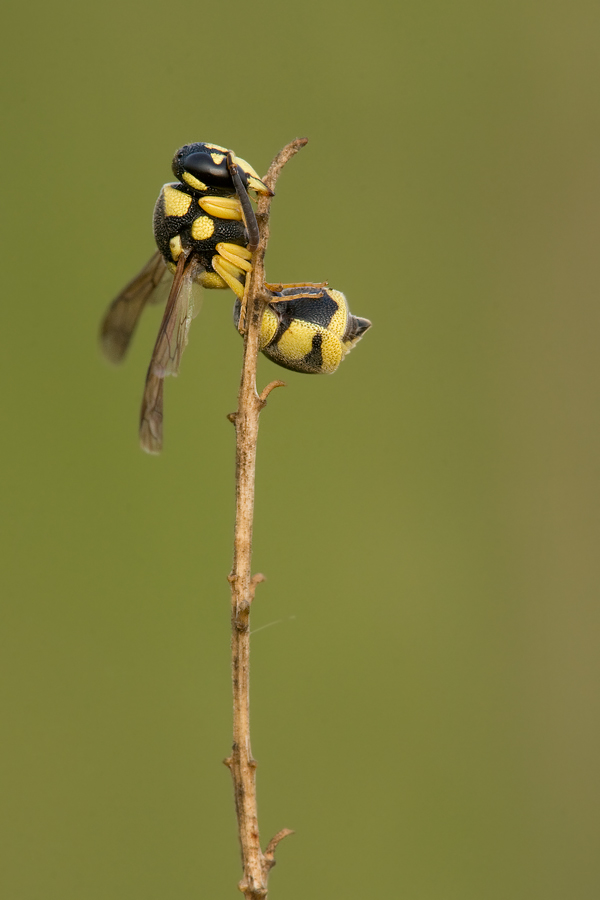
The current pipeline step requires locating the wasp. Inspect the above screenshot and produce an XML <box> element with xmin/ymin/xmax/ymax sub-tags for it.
<box><xmin>101</xmin><ymin>142</ymin><xmax>272</xmax><ymax>453</ymax></box>
<box><xmin>233</xmin><ymin>285</ymin><xmax>371</xmax><ymax>374</ymax></box>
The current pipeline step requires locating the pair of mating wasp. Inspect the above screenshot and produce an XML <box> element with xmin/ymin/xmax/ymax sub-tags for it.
<box><xmin>100</xmin><ymin>142</ymin><xmax>371</xmax><ymax>453</ymax></box>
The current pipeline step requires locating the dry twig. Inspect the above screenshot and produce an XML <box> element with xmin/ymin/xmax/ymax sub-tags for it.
<box><xmin>224</xmin><ymin>138</ymin><xmax>307</xmax><ymax>899</ymax></box>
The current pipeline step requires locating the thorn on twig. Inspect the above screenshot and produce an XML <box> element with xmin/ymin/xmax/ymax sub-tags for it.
<box><xmin>257</xmin><ymin>288</ymin><xmax>275</xmax><ymax>305</ymax></box>
<box><xmin>249</xmin><ymin>572</ymin><xmax>266</xmax><ymax>601</ymax></box>
<box><xmin>223</xmin><ymin>756</ymin><xmax>233</xmax><ymax>769</ymax></box>
<box><xmin>258</xmin><ymin>380</ymin><xmax>286</xmax><ymax>406</ymax></box>
<box><xmin>264</xmin><ymin>828</ymin><xmax>294</xmax><ymax>868</ymax></box>
<box><xmin>227</xmin><ymin>412</ymin><xmax>237</xmax><ymax>424</ymax></box>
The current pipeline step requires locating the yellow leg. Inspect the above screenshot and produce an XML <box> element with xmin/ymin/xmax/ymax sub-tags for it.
<box><xmin>212</xmin><ymin>255</ymin><xmax>246</xmax><ymax>299</ymax></box>
<box><xmin>212</xmin><ymin>242</ymin><xmax>254</xmax><ymax>320</ymax></box>
<box><xmin>236</xmin><ymin>277</ymin><xmax>253</xmax><ymax>335</ymax></box>
<box><xmin>198</xmin><ymin>196</ymin><xmax>243</xmax><ymax>220</ymax></box>
<box><xmin>215</xmin><ymin>242</ymin><xmax>253</xmax><ymax>272</ymax></box>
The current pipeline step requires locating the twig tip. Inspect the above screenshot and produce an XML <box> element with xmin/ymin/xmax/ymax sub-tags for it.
<box><xmin>264</xmin><ymin>828</ymin><xmax>295</xmax><ymax>864</ymax></box>
<box><xmin>258</xmin><ymin>380</ymin><xmax>286</xmax><ymax>405</ymax></box>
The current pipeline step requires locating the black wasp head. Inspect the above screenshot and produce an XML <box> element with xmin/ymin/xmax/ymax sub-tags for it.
<box><xmin>172</xmin><ymin>142</ymin><xmax>240</xmax><ymax>192</ymax></box>
<box><xmin>172</xmin><ymin>143</ymin><xmax>272</xmax><ymax>199</ymax></box>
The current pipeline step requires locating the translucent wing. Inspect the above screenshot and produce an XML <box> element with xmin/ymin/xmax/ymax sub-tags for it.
<box><xmin>139</xmin><ymin>252</ymin><xmax>201</xmax><ymax>454</ymax></box>
<box><xmin>100</xmin><ymin>251</ymin><xmax>170</xmax><ymax>363</ymax></box>
<box><xmin>139</xmin><ymin>370</ymin><xmax>164</xmax><ymax>456</ymax></box>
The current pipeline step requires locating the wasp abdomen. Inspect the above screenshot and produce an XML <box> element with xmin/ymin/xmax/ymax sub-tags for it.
<box><xmin>233</xmin><ymin>288</ymin><xmax>371</xmax><ymax>375</ymax></box>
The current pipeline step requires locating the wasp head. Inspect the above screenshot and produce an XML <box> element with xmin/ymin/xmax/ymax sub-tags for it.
<box><xmin>172</xmin><ymin>143</ymin><xmax>272</xmax><ymax>197</ymax></box>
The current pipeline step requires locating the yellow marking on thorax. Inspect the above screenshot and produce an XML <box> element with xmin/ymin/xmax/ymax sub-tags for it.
<box><xmin>204</xmin><ymin>142</ymin><xmax>228</xmax><ymax>153</ymax></box>
<box><xmin>182</xmin><ymin>171</ymin><xmax>207</xmax><ymax>191</ymax></box>
<box><xmin>163</xmin><ymin>185</ymin><xmax>192</xmax><ymax>218</ymax></box>
<box><xmin>210</xmin><ymin>152</ymin><xmax>225</xmax><ymax>166</ymax></box>
<box><xmin>169</xmin><ymin>235</ymin><xmax>183</xmax><ymax>260</ymax></box>
<box><xmin>191</xmin><ymin>215</ymin><xmax>215</xmax><ymax>240</ymax></box>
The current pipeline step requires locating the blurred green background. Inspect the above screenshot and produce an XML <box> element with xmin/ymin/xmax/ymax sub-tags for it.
<box><xmin>1</xmin><ymin>0</ymin><xmax>599</xmax><ymax>897</ymax></box>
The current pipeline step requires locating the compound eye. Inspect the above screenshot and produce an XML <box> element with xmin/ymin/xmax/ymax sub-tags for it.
<box><xmin>172</xmin><ymin>144</ymin><xmax>193</xmax><ymax>178</ymax></box>
<box><xmin>182</xmin><ymin>150</ymin><xmax>241</xmax><ymax>189</ymax></box>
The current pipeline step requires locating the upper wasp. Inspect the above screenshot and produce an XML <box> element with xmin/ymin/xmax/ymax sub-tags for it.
<box><xmin>100</xmin><ymin>142</ymin><xmax>272</xmax><ymax>454</ymax></box>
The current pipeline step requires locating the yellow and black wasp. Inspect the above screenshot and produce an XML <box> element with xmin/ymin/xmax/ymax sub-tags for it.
<box><xmin>101</xmin><ymin>142</ymin><xmax>371</xmax><ymax>454</ymax></box>
<box><xmin>101</xmin><ymin>142</ymin><xmax>271</xmax><ymax>453</ymax></box>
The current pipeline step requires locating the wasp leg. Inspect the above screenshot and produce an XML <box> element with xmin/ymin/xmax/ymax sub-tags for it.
<box><xmin>198</xmin><ymin>195</ymin><xmax>243</xmax><ymax>220</ymax></box>
<box><xmin>236</xmin><ymin>280</ymin><xmax>253</xmax><ymax>335</ymax></box>
<box><xmin>216</xmin><ymin>242</ymin><xmax>253</xmax><ymax>272</ymax></box>
<box><xmin>212</xmin><ymin>256</ymin><xmax>246</xmax><ymax>299</ymax></box>
<box><xmin>265</xmin><ymin>281</ymin><xmax>328</xmax><ymax>292</ymax></box>
<box><xmin>265</xmin><ymin>281</ymin><xmax>329</xmax><ymax>303</ymax></box>
<box><xmin>215</xmin><ymin>242</ymin><xmax>258</xmax><ymax>335</ymax></box>
<box><xmin>212</xmin><ymin>242</ymin><xmax>253</xmax><ymax>301</ymax></box>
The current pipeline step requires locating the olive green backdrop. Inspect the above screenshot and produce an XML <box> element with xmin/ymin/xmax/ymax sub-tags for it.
<box><xmin>1</xmin><ymin>1</ymin><xmax>599</xmax><ymax>897</ymax></box>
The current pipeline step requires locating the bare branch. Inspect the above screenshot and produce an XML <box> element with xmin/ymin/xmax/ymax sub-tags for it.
<box><xmin>227</xmin><ymin>138</ymin><xmax>307</xmax><ymax>899</ymax></box>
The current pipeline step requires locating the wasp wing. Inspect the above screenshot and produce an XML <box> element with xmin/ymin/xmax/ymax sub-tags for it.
<box><xmin>100</xmin><ymin>251</ymin><xmax>170</xmax><ymax>363</ymax></box>
<box><xmin>139</xmin><ymin>371</ymin><xmax>165</xmax><ymax>456</ymax></box>
<box><xmin>139</xmin><ymin>252</ymin><xmax>201</xmax><ymax>454</ymax></box>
